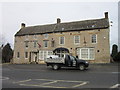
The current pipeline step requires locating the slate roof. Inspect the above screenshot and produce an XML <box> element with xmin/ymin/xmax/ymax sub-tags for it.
<box><xmin>15</xmin><ymin>18</ymin><xmax>109</xmax><ymax>36</ymax></box>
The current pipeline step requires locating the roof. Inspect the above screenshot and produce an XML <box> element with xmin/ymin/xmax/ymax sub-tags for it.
<box><xmin>15</xmin><ymin>18</ymin><xmax>109</xmax><ymax>36</ymax></box>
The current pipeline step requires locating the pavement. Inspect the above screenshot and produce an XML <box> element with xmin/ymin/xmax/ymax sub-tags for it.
<box><xmin>1</xmin><ymin>63</ymin><xmax>120</xmax><ymax>89</ymax></box>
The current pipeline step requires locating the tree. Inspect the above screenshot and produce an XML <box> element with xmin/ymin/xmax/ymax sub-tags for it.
<box><xmin>113</xmin><ymin>52</ymin><xmax>120</xmax><ymax>62</ymax></box>
<box><xmin>2</xmin><ymin>43</ymin><xmax>13</xmax><ymax>63</ymax></box>
<box><xmin>111</xmin><ymin>44</ymin><xmax>118</xmax><ymax>59</ymax></box>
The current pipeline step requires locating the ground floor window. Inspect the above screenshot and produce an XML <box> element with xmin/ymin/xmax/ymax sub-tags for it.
<box><xmin>77</xmin><ymin>48</ymin><xmax>95</xmax><ymax>60</ymax></box>
<box><xmin>17</xmin><ymin>52</ymin><xmax>20</xmax><ymax>58</ymax></box>
<box><xmin>25</xmin><ymin>52</ymin><xmax>28</xmax><ymax>59</ymax></box>
<box><xmin>39</xmin><ymin>50</ymin><xmax>53</xmax><ymax>60</ymax></box>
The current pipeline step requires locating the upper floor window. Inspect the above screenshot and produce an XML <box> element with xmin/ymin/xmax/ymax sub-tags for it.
<box><xmin>44</xmin><ymin>40</ymin><xmax>48</xmax><ymax>47</ymax></box>
<box><xmin>25</xmin><ymin>41</ymin><xmax>29</xmax><ymax>48</ymax></box>
<box><xmin>33</xmin><ymin>35</ymin><xmax>37</xmax><ymax>39</ymax></box>
<box><xmin>25</xmin><ymin>35</ymin><xmax>29</xmax><ymax>40</ymax></box>
<box><xmin>91</xmin><ymin>34</ymin><xmax>97</xmax><ymax>43</ymax></box>
<box><xmin>44</xmin><ymin>34</ymin><xmax>48</xmax><ymax>39</ymax></box>
<box><xmin>74</xmin><ymin>36</ymin><xmax>80</xmax><ymax>44</ymax></box>
<box><xmin>34</xmin><ymin>41</ymin><xmax>37</xmax><ymax>48</ymax></box>
<box><xmin>59</xmin><ymin>37</ymin><xmax>65</xmax><ymax>45</ymax></box>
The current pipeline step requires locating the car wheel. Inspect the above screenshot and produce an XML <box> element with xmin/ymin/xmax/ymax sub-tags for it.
<box><xmin>52</xmin><ymin>64</ymin><xmax>59</xmax><ymax>70</ymax></box>
<box><xmin>79</xmin><ymin>64</ymin><xmax>85</xmax><ymax>71</ymax></box>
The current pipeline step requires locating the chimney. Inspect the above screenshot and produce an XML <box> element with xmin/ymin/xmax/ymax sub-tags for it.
<box><xmin>104</xmin><ymin>12</ymin><xmax>108</xmax><ymax>19</ymax></box>
<box><xmin>57</xmin><ymin>18</ymin><xmax>61</xmax><ymax>24</ymax></box>
<box><xmin>21</xmin><ymin>23</ymin><xmax>26</xmax><ymax>28</ymax></box>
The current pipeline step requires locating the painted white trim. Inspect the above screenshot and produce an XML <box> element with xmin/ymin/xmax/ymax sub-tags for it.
<box><xmin>59</xmin><ymin>36</ymin><xmax>65</xmax><ymax>45</ymax></box>
<box><xmin>91</xmin><ymin>34</ymin><xmax>97</xmax><ymax>44</ymax></box>
<box><xmin>39</xmin><ymin>50</ymin><xmax>53</xmax><ymax>60</ymax></box>
<box><xmin>44</xmin><ymin>34</ymin><xmax>48</xmax><ymax>39</ymax></box>
<box><xmin>74</xmin><ymin>35</ymin><xmax>80</xmax><ymax>45</ymax></box>
<box><xmin>43</xmin><ymin>41</ymin><xmax>48</xmax><ymax>48</ymax></box>
<box><xmin>79</xmin><ymin>48</ymin><xmax>95</xmax><ymax>60</ymax></box>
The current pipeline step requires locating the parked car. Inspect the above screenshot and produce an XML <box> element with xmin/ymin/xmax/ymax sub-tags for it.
<box><xmin>45</xmin><ymin>55</ymin><xmax>89</xmax><ymax>71</ymax></box>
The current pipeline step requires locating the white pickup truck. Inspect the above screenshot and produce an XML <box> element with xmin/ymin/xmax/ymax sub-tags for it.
<box><xmin>45</xmin><ymin>55</ymin><xmax>89</xmax><ymax>71</ymax></box>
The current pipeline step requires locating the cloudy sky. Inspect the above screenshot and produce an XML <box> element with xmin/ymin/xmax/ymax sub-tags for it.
<box><xmin>0</xmin><ymin>1</ymin><xmax>119</xmax><ymax>52</ymax></box>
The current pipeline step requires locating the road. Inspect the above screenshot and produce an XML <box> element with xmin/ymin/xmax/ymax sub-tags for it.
<box><xmin>1</xmin><ymin>63</ymin><xmax>120</xmax><ymax>89</ymax></box>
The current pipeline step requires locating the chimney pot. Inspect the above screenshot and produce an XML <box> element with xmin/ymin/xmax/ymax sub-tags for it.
<box><xmin>105</xmin><ymin>12</ymin><xmax>108</xmax><ymax>18</ymax></box>
<box><xmin>57</xmin><ymin>18</ymin><xmax>61</xmax><ymax>23</ymax></box>
<box><xmin>21</xmin><ymin>23</ymin><xmax>26</xmax><ymax>28</ymax></box>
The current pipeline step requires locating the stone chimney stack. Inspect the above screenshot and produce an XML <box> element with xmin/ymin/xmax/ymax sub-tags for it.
<box><xmin>57</xmin><ymin>18</ymin><xmax>61</xmax><ymax>24</ymax></box>
<box><xmin>21</xmin><ymin>23</ymin><xmax>26</xmax><ymax>28</ymax></box>
<box><xmin>104</xmin><ymin>12</ymin><xmax>108</xmax><ymax>19</ymax></box>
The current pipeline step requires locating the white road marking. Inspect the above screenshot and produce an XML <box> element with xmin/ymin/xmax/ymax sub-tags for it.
<box><xmin>0</xmin><ymin>77</ymin><xmax>9</xmax><ymax>80</ymax></box>
<box><xmin>0</xmin><ymin>76</ymin><xmax>9</xmax><ymax>80</ymax></box>
<box><xmin>13</xmin><ymin>79</ymin><xmax>31</xmax><ymax>84</ymax></box>
<box><xmin>111</xmin><ymin>72</ymin><xmax>120</xmax><ymax>74</ymax></box>
<box><xmin>72</xmin><ymin>82</ymin><xmax>88</xmax><ymax>88</ymax></box>
<box><xmin>110</xmin><ymin>84</ymin><xmax>120</xmax><ymax>88</ymax></box>
<box><xmin>14</xmin><ymin>78</ymin><xmax>88</xmax><ymax>88</ymax></box>
<box><xmin>41</xmin><ymin>81</ymin><xmax>57</xmax><ymax>85</ymax></box>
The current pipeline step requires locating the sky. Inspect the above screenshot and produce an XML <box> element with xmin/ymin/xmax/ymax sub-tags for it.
<box><xmin>0</xmin><ymin>1</ymin><xmax>119</xmax><ymax>52</ymax></box>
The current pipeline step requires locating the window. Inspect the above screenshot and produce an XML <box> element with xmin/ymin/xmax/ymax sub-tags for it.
<box><xmin>25</xmin><ymin>52</ymin><xmax>28</xmax><ymax>58</ymax></box>
<box><xmin>39</xmin><ymin>51</ymin><xmax>53</xmax><ymax>60</ymax></box>
<box><xmin>81</xmin><ymin>49</ymin><xmax>88</xmax><ymax>59</ymax></box>
<box><xmin>44</xmin><ymin>34</ymin><xmax>48</xmax><ymax>39</ymax></box>
<box><xmin>74</xmin><ymin>36</ymin><xmax>80</xmax><ymax>44</ymax></box>
<box><xmin>44</xmin><ymin>41</ymin><xmax>48</xmax><ymax>47</ymax></box>
<box><xmin>79</xmin><ymin>48</ymin><xmax>95</xmax><ymax>60</ymax></box>
<box><xmin>25</xmin><ymin>35</ymin><xmax>29</xmax><ymax>40</ymax></box>
<box><xmin>89</xmin><ymin>49</ymin><xmax>94</xmax><ymax>60</ymax></box>
<box><xmin>25</xmin><ymin>41</ymin><xmax>29</xmax><ymax>48</ymax></box>
<box><xmin>34</xmin><ymin>41</ymin><xmax>37</xmax><ymax>48</ymax></box>
<box><xmin>92</xmin><ymin>34</ymin><xmax>97</xmax><ymax>43</ymax></box>
<box><xmin>33</xmin><ymin>35</ymin><xmax>37</xmax><ymax>39</ymax></box>
<box><xmin>17</xmin><ymin>52</ymin><xmax>20</xmax><ymax>58</ymax></box>
<box><xmin>59</xmin><ymin>37</ymin><xmax>65</xmax><ymax>45</ymax></box>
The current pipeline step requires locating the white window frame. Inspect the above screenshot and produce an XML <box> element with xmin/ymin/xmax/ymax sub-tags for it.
<box><xmin>44</xmin><ymin>34</ymin><xmax>48</xmax><ymax>39</ymax></box>
<box><xmin>74</xmin><ymin>35</ymin><xmax>80</xmax><ymax>44</ymax></box>
<box><xmin>59</xmin><ymin>36</ymin><xmax>65</xmax><ymax>45</ymax></box>
<box><xmin>33</xmin><ymin>35</ymin><xmax>37</xmax><ymax>39</ymax></box>
<box><xmin>79</xmin><ymin>48</ymin><xmax>95</xmax><ymax>60</ymax></box>
<box><xmin>91</xmin><ymin>34</ymin><xmax>97</xmax><ymax>44</ymax></box>
<box><xmin>44</xmin><ymin>41</ymin><xmax>48</xmax><ymax>48</ymax></box>
<box><xmin>39</xmin><ymin>51</ymin><xmax>53</xmax><ymax>60</ymax></box>
<box><xmin>33</xmin><ymin>41</ymin><xmax>37</xmax><ymax>48</ymax></box>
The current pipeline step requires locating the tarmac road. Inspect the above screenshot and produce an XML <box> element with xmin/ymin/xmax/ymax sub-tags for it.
<box><xmin>1</xmin><ymin>63</ymin><xmax>120</xmax><ymax>89</ymax></box>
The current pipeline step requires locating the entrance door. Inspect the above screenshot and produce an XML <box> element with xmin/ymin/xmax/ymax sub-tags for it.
<box><xmin>29</xmin><ymin>52</ymin><xmax>38</xmax><ymax>62</ymax></box>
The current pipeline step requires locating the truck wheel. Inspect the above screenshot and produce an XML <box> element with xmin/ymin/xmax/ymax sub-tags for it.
<box><xmin>79</xmin><ymin>64</ymin><xmax>85</xmax><ymax>71</ymax></box>
<box><xmin>52</xmin><ymin>64</ymin><xmax>59</xmax><ymax>70</ymax></box>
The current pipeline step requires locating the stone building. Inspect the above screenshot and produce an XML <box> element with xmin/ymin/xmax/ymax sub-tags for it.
<box><xmin>13</xmin><ymin>12</ymin><xmax>110</xmax><ymax>64</ymax></box>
